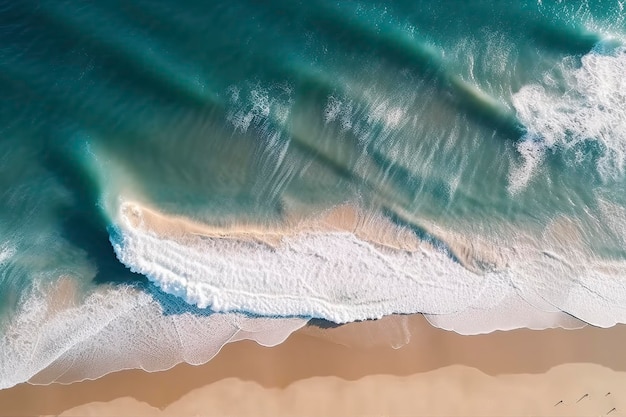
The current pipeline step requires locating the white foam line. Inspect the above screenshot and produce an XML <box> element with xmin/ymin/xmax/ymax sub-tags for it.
<box><xmin>111</xmin><ymin>202</ymin><xmax>626</xmax><ymax>330</ymax></box>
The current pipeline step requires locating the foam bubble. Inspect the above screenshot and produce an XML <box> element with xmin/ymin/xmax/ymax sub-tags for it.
<box><xmin>511</xmin><ymin>45</ymin><xmax>626</xmax><ymax>190</ymax></box>
<box><xmin>424</xmin><ymin>288</ymin><xmax>587</xmax><ymax>335</ymax></box>
<box><xmin>324</xmin><ymin>95</ymin><xmax>342</xmax><ymax>124</ymax></box>
<box><xmin>321</xmin><ymin>84</ymin><xmax>414</xmax><ymax>140</ymax></box>
<box><xmin>425</xmin><ymin>304</ymin><xmax>586</xmax><ymax>335</ymax></box>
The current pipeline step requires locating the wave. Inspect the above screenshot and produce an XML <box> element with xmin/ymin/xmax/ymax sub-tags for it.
<box><xmin>0</xmin><ymin>244</ymin><xmax>14</xmax><ymax>266</ymax></box>
<box><xmin>110</xmin><ymin>201</ymin><xmax>626</xmax><ymax>332</ymax></box>
<box><xmin>223</xmin><ymin>70</ymin><xmax>511</xmax><ymax>225</ymax></box>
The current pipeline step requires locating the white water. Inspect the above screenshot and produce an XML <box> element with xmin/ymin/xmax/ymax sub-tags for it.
<box><xmin>511</xmin><ymin>45</ymin><xmax>626</xmax><ymax>191</ymax></box>
<box><xmin>111</xmin><ymin>201</ymin><xmax>626</xmax><ymax>334</ymax></box>
<box><xmin>0</xmin><ymin>280</ymin><xmax>305</xmax><ymax>389</ymax></box>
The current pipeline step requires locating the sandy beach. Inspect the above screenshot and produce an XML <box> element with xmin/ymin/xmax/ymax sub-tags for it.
<box><xmin>3</xmin><ymin>203</ymin><xmax>625</xmax><ymax>416</ymax></box>
<box><xmin>1</xmin><ymin>314</ymin><xmax>625</xmax><ymax>416</ymax></box>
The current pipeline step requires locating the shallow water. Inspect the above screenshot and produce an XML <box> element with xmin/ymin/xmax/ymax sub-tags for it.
<box><xmin>0</xmin><ymin>0</ymin><xmax>625</xmax><ymax>388</ymax></box>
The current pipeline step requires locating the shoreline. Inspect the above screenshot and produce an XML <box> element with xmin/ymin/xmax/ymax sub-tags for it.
<box><xmin>2</xmin><ymin>314</ymin><xmax>626</xmax><ymax>416</ymax></box>
<box><xmin>119</xmin><ymin>200</ymin><xmax>426</xmax><ymax>253</ymax></box>
<box><xmin>2</xmin><ymin>203</ymin><xmax>624</xmax><ymax>415</ymax></box>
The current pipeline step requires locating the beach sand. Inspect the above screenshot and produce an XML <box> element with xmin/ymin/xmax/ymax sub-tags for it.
<box><xmin>2</xmin><ymin>314</ymin><xmax>625</xmax><ymax>417</ymax></box>
<box><xmin>2</xmin><ymin>204</ymin><xmax>624</xmax><ymax>416</ymax></box>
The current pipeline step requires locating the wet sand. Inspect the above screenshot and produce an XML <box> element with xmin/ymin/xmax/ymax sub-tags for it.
<box><xmin>2</xmin><ymin>314</ymin><xmax>626</xmax><ymax>416</ymax></box>
<box><xmin>119</xmin><ymin>201</ymin><xmax>425</xmax><ymax>252</ymax></box>
<box><xmin>2</xmin><ymin>204</ymin><xmax>624</xmax><ymax>415</ymax></box>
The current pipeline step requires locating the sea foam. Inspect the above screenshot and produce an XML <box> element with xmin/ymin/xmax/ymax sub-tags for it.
<box><xmin>0</xmin><ymin>279</ymin><xmax>305</xmax><ymax>389</ymax></box>
<box><xmin>0</xmin><ymin>245</ymin><xmax>14</xmax><ymax>266</ymax></box>
<box><xmin>110</xmin><ymin>201</ymin><xmax>626</xmax><ymax>334</ymax></box>
<box><xmin>511</xmin><ymin>45</ymin><xmax>626</xmax><ymax>191</ymax></box>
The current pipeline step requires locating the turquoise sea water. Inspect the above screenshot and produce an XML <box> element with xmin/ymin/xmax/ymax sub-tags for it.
<box><xmin>1</xmin><ymin>0</ymin><xmax>625</xmax><ymax>388</ymax></box>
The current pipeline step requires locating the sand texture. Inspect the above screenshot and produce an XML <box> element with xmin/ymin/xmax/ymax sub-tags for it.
<box><xmin>1</xmin><ymin>315</ymin><xmax>625</xmax><ymax>416</ymax></box>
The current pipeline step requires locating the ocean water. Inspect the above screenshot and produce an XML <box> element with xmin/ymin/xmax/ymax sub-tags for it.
<box><xmin>1</xmin><ymin>0</ymin><xmax>626</xmax><ymax>388</ymax></box>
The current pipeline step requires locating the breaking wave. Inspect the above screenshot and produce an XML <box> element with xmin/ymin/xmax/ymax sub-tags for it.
<box><xmin>511</xmin><ymin>44</ymin><xmax>626</xmax><ymax>192</ymax></box>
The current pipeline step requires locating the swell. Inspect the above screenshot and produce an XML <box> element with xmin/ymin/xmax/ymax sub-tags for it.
<box><xmin>387</xmin><ymin>0</ymin><xmax>603</xmax><ymax>55</ymax></box>
<box><xmin>28</xmin><ymin>0</ymin><xmax>219</xmax><ymax>108</ymax></box>
<box><xmin>261</xmin><ymin>0</ymin><xmax>526</xmax><ymax>140</ymax></box>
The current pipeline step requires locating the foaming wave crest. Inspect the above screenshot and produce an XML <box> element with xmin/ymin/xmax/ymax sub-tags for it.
<box><xmin>227</xmin><ymin>83</ymin><xmax>293</xmax><ymax>134</ymax></box>
<box><xmin>110</xmin><ymin>201</ymin><xmax>626</xmax><ymax>335</ymax></box>
<box><xmin>0</xmin><ymin>279</ymin><xmax>305</xmax><ymax>389</ymax></box>
<box><xmin>511</xmin><ymin>44</ymin><xmax>626</xmax><ymax>191</ymax></box>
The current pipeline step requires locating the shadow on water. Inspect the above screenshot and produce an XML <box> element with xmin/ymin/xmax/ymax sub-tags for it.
<box><xmin>61</xmin><ymin>212</ymin><xmax>149</xmax><ymax>287</ymax></box>
<box><xmin>42</xmin><ymin>145</ymin><xmax>149</xmax><ymax>287</ymax></box>
<box><xmin>36</xmin><ymin>137</ymin><xmax>139</xmax><ymax>287</ymax></box>
<box><xmin>382</xmin><ymin>208</ymin><xmax>465</xmax><ymax>268</ymax></box>
<box><xmin>307</xmin><ymin>318</ymin><xmax>344</xmax><ymax>329</ymax></box>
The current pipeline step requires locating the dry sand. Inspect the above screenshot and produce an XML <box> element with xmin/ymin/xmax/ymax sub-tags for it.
<box><xmin>1</xmin><ymin>314</ymin><xmax>625</xmax><ymax>417</ymax></box>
